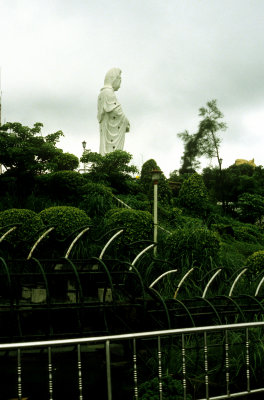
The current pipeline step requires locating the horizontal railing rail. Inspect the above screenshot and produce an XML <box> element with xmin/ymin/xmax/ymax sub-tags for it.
<box><xmin>1</xmin><ymin>321</ymin><xmax>264</xmax><ymax>399</ymax></box>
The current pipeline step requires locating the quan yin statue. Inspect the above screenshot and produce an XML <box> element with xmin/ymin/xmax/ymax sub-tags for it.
<box><xmin>97</xmin><ymin>68</ymin><xmax>130</xmax><ymax>156</ymax></box>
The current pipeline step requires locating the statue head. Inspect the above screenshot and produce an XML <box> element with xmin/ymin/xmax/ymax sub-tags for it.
<box><xmin>104</xmin><ymin>68</ymin><xmax>122</xmax><ymax>91</ymax></box>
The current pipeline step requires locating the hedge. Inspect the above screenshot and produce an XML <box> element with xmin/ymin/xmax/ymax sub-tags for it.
<box><xmin>39</xmin><ymin>206</ymin><xmax>91</xmax><ymax>239</ymax></box>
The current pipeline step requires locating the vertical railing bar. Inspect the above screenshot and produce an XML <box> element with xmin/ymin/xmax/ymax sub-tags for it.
<box><xmin>204</xmin><ymin>332</ymin><xmax>209</xmax><ymax>399</ymax></box>
<box><xmin>105</xmin><ymin>340</ymin><xmax>112</xmax><ymax>400</ymax></box>
<box><xmin>133</xmin><ymin>338</ymin><xmax>139</xmax><ymax>400</ymax></box>
<box><xmin>78</xmin><ymin>344</ymin><xmax>83</xmax><ymax>400</ymax></box>
<box><xmin>48</xmin><ymin>346</ymin><xmax>53</xmax><ymax>400</ymax></box>
<box><xmin>225</xmin><ymin>330</ymin><xmax>230</xmax><ymax>397</ymax></box>
<box><xmin>17</xmin><ymin>348</ymin><xmax>22</xmax><ymax>400</ymax></box>
<box><xmin>245</xmin><ymin>328</ymin><xmax>250</xmax><ymax>392</ymax></box>
<box><xmin>182</xmin><ymin>333</ymin><xmax>187</xmax><ymax>400</ymax></box>
<box><xmin>158</xmin><ymin>335</ymin><xmax>163</xmax><ymax>400</ymax></box>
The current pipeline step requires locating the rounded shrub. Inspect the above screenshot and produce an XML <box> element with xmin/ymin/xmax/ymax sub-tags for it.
<box><xmin>164</xmin><ymin>225</ymin><xmax>220</xmax><ymax>269</ymax></box>
<box><xmin>140</xmin><ymin>159</ymin><xmax>172</xmax><ymax>205</ymax></box>
<box><xmin>245</xmin><ymin>250</ymin><xmax>264</xmax><ymax>275</ymax></box>
<box><xmin>39</xmin><ymin>206</ymin><xmax>91</xmax><ymax>240</ymax></box>
<box><xmin>0</xmin><ymin>208</ymin><xmax>45</xmax><ymax>246</ymax></box>
<box><xmin>178</xmin><ymin>173</ymin><xmax>209</xmax><ymax>215</ymax></box>
<box><xmin>79</xmin><ymin>182</ymin><xmax>113</xmax><ymax>218</ymax></box>
<box><xmin>105</xmin><ymin>208</ymin><xmax>153</xmax><ymax>244</ymax></box>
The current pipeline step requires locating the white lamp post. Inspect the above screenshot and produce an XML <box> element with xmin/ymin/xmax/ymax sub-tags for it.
<box><xmin>151</xmin><ymin>169</ymin><xmax>162</xmax><ymax>256</ymax></box>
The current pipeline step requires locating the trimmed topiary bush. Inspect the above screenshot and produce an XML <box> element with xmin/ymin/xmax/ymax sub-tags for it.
<box><xmin>140</xmin><ymin>159</ymin><xmax>172</xmax><ymax>205</ymax></box>
<box><xmin>0</xmin><ymin>208</ymin><xmax>45</xmax><ymax>248</ymax></box>
<box><xmin>105</xmin><ymin>208</ymin><xmax>153</xmax><ymax>244</ymax></box>
<box><xmin>245</xmin><ymin>250</ymin><xmax>264</xmax><ymax>275</ymax></box>
<box><xmin>39</xmin><ymin>206</ymin><xmax>91</xmax><ymax>240</ymax></box>
<box><xmin>178</xmin><ymin>173</ymin><xmax>209</xmax><ymax>215</ymax></box>
<box><xmin>164</xmin><ymin>225</ymin><xmax>220</xmax><ymax>269</ymax></box>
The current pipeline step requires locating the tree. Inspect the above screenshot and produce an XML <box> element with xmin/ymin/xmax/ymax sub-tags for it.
<box><xmin>0</xmin><ymin>122</ymin><xmax>79</xmax><ymax>206</ymax></box>
<box><xmin>178</xmin><ymin>173</ymin><xmax>209</xmax><ymax>216</ymax></box>
<box><xmin>178</xmin><ymin>100</ymin><xmax>227</xmax><ymax>171</ymax></box>
<box><xmin>237</xmin><ymin>193</ymin><xmax>264</xmax><ymax>225</ymax></box>
<box><xmin>140</xmin><ymin>159</ymin><xmax>172</xmax><ymax>205</ymax></box>
<box><xmin>177</xmin><ymin>130</ymin><xmax>200</xmax><ymax>174</ymax></box>
<box><xmin>51</xmin><ymin>152</ymin><xmax>79</xmax><ymax>172</ymax></box>
<box><xmin>0</xmin><ymin>122</ymin><xmax>77</xmax><ymax>175</ymax></box>
<box><xmin>196</xmin><ymin>99</ymin><xmax>227</xmax><ymax>168</ymax></box>
<box><xmin>80</xmin><ymin>150</ymin><xmax>138</xmax><ymax>193</ymax></box>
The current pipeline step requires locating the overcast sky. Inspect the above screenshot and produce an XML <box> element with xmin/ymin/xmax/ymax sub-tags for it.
<box><xmin>1</xmin><ymin>0</ymin><xmax>264</xmax><ymax>176</ymax></box>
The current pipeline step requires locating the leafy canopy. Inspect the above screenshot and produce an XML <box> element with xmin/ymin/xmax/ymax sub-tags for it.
<box><xmin>0</xmin><ymin>122</ymin><xmax>78</xmax><ymax>175</ymax></box>
<box><xmin>80</xmin><ymin>150</ymin><xmax>138</xmax><ymax>192</ymax></box>
<box><xmin>178</xmin><ymin>99</ymin><xmax>227</xmax><ymax>173</ymax></box>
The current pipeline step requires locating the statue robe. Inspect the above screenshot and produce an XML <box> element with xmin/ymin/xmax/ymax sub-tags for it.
<box><xmin>97</xmin><ymin>86</ymin><xmax>129</xmax><ymax>156</ymax></box>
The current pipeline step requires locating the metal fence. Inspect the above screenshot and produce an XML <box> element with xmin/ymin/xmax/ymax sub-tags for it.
<box><xmin>1</xmin><ymin>321</ymin><xmax>264</xmax><ymax>400</ymax></box>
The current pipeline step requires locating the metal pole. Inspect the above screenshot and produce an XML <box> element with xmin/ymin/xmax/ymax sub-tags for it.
<box><xmin>105</xmin><ymin>340</ymin><xmax>112</xmax><ymax>400</ymax></box>
<box><xmin>153</xmin><ymin>181</ymin><xmax>158</xmax><ymax>256</ymax></box>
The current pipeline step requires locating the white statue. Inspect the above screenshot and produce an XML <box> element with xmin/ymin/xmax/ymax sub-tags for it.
<box><xmin>97</xmin><ymin>68</ymin><xmax>130</xmax><ymax>156</ymax></box>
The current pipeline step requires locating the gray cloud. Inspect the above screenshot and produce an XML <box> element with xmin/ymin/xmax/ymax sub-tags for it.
<box><xmin>1</xmin><ymin>0</ymin><xmax>264</xmax><ymax>175</ymax></box>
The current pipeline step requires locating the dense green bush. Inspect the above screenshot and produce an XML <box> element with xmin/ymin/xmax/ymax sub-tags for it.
<box><xmin>80</xmin><ymin>150</ymin><xmax>138</xmax><ymax>193</ymax></box>
<box><xmin>39</xmin><ymin>206</ymin><xmax>91</xmax><ymax>239</ymax></box>
<box><xmin>233</xmin><ymin>224</ymin><xmax>264</xmax><ymax>244</ymax></box>
<box><xmin>45</xmin><ymin>171</ymin><xmax>86</xmax><ymax>201</ymax></box>
<box><xmin>245</xmin><ymin>250</ymin><xmax>264</xmax><ymax>275</ymax></box>
<box><xmin>105</xmin><ymin>208</ymin><xmax>153</xmax><ymax>244</ymax></box>
<box><xmin>117</xmin><ymin>193</ymin><xmax>151</xmax><ymax>211</ymax></box>
<box><xmin>79</xmin><ymin>182</ymin><xmax>113</xmax><ymax>218</ymax></box>
<box><xmin>140</xmin><ymin>159</ymin><xmax>172</xmax><ymax>205</ymax></box>
<box><xmin>211</xmin><ymin>223</ymin><xmax>235</xmax><ymax>238</ymax></box>
<box><xmin>0</xmin><ymin>208</ymin><xmax>44</xmax><ymax>246</ymax></box>
<box><xmin>164</xmin><ymin>225</ymin><xmax>220</xmax><ymax>269</ymax></box>
<box><xmin>237</xmin><ymin>192</ymin><xmax>264</xmax><ymax>224</ymax></box>
<box><xmin>178</xmin><ymin>173</ymin><xmax>209</xmax><ymax>215</ymax></box>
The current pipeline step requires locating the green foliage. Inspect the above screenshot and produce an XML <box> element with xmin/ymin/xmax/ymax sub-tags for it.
<box><xmin>219</xmin><ymin>239</ymin><xmax>264</xmax><ymax>273</ymax></box>
<box><xmin>0</xmin><ymin>122</ymin><xmax>79</xmax><ymax>207</ymax></box>
<box><xmin>80</xmin><ymin>150</ymin><xmax>138</xmax><ymax>192</ymax></box>
<box><xmin>237</xmin><ymin>193</ymin><xmax>264</xmax><ymax>224</ymax></box>
<box><xmin>39</xmin><ymin>206</ymin><xmax>91</xmax><ymax>239</ymax></box>
<box><xmin>202</xmin><ymin>164</ymin><xmax>258</xmax><ymax>208</ymax></box>
<box><xmin>45</xmin><ymin>171</ymin><xmax>86</xmax><ymax>201</ymax></box>
<box><xmin>79</xmin><ymin>182</ymin><xmax>113</xmax><ymax>217</ymax></box>
<box><xmin>50</xmin><ymin>152</ymin><xmax>79</xmax><ymax>172</ymax></box>
<box><xmin>178</xmin><ymin>173</ymin><xmax>209</xmax><ymax>215</ymax></box>
<box><xmin>105</xmin><ymin>208</ymin><xmax>153</xmax><ymax>244</ymax></box>
<box><xmin>178</xmin><ymin>100</ymin><xmax>226</xmax><ymax>173</ymax></box>
<box><xmin>0</xmin><ymin>208</ymin><xmax>44</xmax><ymax>246</ymax></box>
<box><xmin>117</xmin><ymin>193</ymin><xmax>151</xmax><ymax>211</ymax></box>
<box><xmin>164</xmin><ymin>225</ymin><xmax>220</xmax><ymax>269</ymax></box>
<box><xmin>140</xmin><ymin>159</ymin><xmax>158</xmax><ymax>192</ymax></box>
<box><xmin>0</xmin><ymin>122</ymin><xmax>65</xmax><ymax>175</ymax></box>
<box><xmin>245</xmin><ymin>250</ymin><xmax>264</xmax><ymax>275</ymax></box>
<box><xmin>177</xmin><ymin>130</ymin><xmax>201</xmax><ymax>174</ymax></box>
<box><xmin>233</xmin><ymin>224</ymin><xmax>264</xmax><ymax>244</ymax></box>
<box><xmin>139</xmin><ymin>375</ymin><xmax>191</xmax><ymax>400</ymax></box>
<box><xmin>140</xmin><ymin>159</ymin><xmax>172</xmax><ymax>205</ymax></box>
<box><xmin>211</xmin><ymin>223</ymin><xmax>235</xmax><ymax>238</ymax></box>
